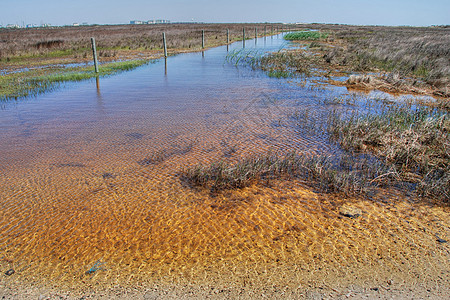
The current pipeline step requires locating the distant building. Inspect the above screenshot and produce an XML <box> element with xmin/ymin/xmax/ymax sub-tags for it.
<box><xmin>153</xmin><ymin>19</ymin><xmax>170</xmax><ymax>24</ymax></box>
<box><xmin>6</xmin><ymin>24</ymin><xmax>20</xmax><ymax>29</ymax></box>
<box><xmin>73</xmin><ymin>23</ymin><xmax>80</xmax><ymax>26</ymax></box>
<box><xmin>131</xmin><ymin>19</ymin><xmax>171</xmax><ymax>25</ymax></box>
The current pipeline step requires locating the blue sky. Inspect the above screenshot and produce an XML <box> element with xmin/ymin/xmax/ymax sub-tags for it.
<box><xmin>1</xmin><ymin>0</ymin><xmax>449</xmax><ymax>26</ymax></box>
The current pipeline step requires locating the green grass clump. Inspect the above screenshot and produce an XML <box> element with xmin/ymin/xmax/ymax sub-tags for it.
<box><xmin>0</xmin><ymin>60</ymin><xmax>149</xmax><ymax>100</ymax></box>
<box><xmin>284</xmin><ymin>31</ymin><xmax>329</xmax><ymax>41</ymax></box>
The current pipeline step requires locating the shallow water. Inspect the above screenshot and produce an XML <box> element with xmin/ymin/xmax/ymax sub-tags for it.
<box><xmin>0</xmin><ymin>34</ymin><xmax>446</xmax><ymax>292</ymax></box>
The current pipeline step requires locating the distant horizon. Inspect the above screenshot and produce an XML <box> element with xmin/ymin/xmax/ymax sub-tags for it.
<box><xmin>1</xmin><ymin>0</ymin><xmax>449</xmax><ymax>28</ymax></box>
<box><xmin>1</xmin><ymin>21</ymin><xmax>449</xmax><ymax>29</ymax></box>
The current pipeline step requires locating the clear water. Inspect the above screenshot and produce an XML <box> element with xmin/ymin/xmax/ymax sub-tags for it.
<box><xmin>0</xmin><ymin>33</ymin><xmax>436</xmax><ymax>291</ymax></box>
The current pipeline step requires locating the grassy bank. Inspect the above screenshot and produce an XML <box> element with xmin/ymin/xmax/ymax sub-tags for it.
<box><xmin>0</xmin><ymin>60</ymin><xmax>149</xmax><ymax>100</ymax></box>
<box><xmin>238</xmin><ymin>26</ymin><xmax>450</xmax><ymax>99</ymax></box>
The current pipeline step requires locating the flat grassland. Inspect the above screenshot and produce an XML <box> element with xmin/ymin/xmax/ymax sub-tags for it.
<box><xmin>0</xmin><ymin>23</ymin><xmax>273</xmax><ymax>68</ymax></box>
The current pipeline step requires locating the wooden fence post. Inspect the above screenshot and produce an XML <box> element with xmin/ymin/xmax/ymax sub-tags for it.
<box><xmin>227</xmin><ymin>29</ymin><xmax>229</xmax><ymax>44</ymax></box>
<box><xmin>91</xmin><ymin>37</ymin><xmax>99</xmax><ymax>73</ymax></box>
<box><xmin>162</xmin><ymin>32</ymin><xmax>167</xmax><ymax>58</ymax></box>
<box><xmin>202</xmin><ymin>30</ymin><xmax>205</xmax><ymax>49</ymax></box>
<box><xmin>255</xmin><ymin>27</ymin><xmax>257</xmax><ymax>38</ymax></box>
<box><xmin>242</xmin><ymin>27</ymin><xmax>245</xmax><ymax>47</ymax></box>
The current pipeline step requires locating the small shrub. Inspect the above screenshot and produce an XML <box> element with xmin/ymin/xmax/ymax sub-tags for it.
<box><xmin>284</xmin><ymin>31</ymin><xmax>329</xmax><ymax>41</ymax></box>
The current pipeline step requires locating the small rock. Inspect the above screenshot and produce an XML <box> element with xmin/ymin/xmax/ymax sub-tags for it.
<box><xmin>339</xmin><ymin>204</ymin><xmax>362</xmax><ymax>218</ymax></box>
<box><xmin>5</xmin><ymin>268</ymin><xmax>15</xmax><ymax>276</ymax></box>
<box><xmin>437</xmin><ymin>238</ymin><xmax>447</xmax><ymax>243</ymax></box>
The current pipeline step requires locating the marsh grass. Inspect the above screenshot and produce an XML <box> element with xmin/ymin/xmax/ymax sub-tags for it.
<box><xmin>328</xmin><ymin>106</ymin><xmax>449</xmax><ymax>201</ymax></box>
<box><xmin>180</xmin><ymin>151</ymin><xmax>397</xmax><ymax>195</ymax></box>
<box><xmin>226</xmin><ymin>48</ymin><xmax>318</xmax><ymax>78</ymax></box>
<box><xmin>0</xmin><ymin>60</ymin><xmax>149</xmax><ymax>100</ymax></box>
<box><xmin>225</xmin><ymin>49</ymin><xmax>264</xmax><ymax>68</ymax></box>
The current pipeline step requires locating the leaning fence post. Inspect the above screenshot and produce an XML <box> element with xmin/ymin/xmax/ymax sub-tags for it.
<box><xmin>202</xmin><ymin>30</ymin><xmax>205</xmax><ymax>49</ymax></box>
<box><xmin>91</xmin><ymin>37</ymin><xmax>99</xmax><ymax>73</ymax></box>
<box><xmin>162</xmin><ymin>32</ymin><xmax>167</xmax><ymax>58</ymax></box>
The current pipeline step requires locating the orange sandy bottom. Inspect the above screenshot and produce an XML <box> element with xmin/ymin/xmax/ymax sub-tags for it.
<box><xmin>0</xmin><ymin>100</ymin><xmax>448</xmax><ymax>297</ymax></box>
<box><xmin>1</xmin><ymin>163</ymin><xmax>449</xmax><ymax>295</ymax></box>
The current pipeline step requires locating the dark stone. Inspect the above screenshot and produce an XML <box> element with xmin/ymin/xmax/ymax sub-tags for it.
<box><xmin>5</xmin><ymin>268</ymin><xmax>15</xmax><ymax>276</ymax></box>
<box><xmin>102</xmin><ymin>172</ymin><xmax>115</xmax><ymax>179</ymax></box>
<box><xmin>339</xmin><ymin>204</ymin><xmax>362</xmax><ymax>218</ymax></box>
<box><xmin>437</xmin><ymin>238</ymin><xmax>447</xmax><ymax>243</ymax></box>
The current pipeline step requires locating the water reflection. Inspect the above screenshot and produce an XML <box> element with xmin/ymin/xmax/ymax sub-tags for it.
<box><xmin>164</xmin><ymin>58</ymin><xmax>167</xmax><ymax>76</ymax></box>
<box><xmin>96</xmin><ymin>76</ymin><xmax>100</xmax><ymax>92</ymax></box>
<box><xmin>95</xmin><ymin>76</ymin><xmax>104</xmax><ymax>112</ymax></box>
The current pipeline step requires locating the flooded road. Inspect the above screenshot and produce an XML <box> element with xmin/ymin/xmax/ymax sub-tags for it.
<box><xmin>0</xmin><ymin>34</ymin><xmax>448</xmax><ymax>296</ymax></box>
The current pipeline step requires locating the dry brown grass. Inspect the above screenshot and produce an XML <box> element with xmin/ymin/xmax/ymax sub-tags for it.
<box><xmin>302</xmin><ymin>24</ymin><xmax>450</xmax><ymax>97</ymax></box>
<box><xmin>0</xmin><ymin>23</ymin><xmax>276</xmax><ymax>66</ymax></box>
<box><xmin>250</xmin><ymin>24</ymin><xmax>450</xmax><ymax>98</ymax></box>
